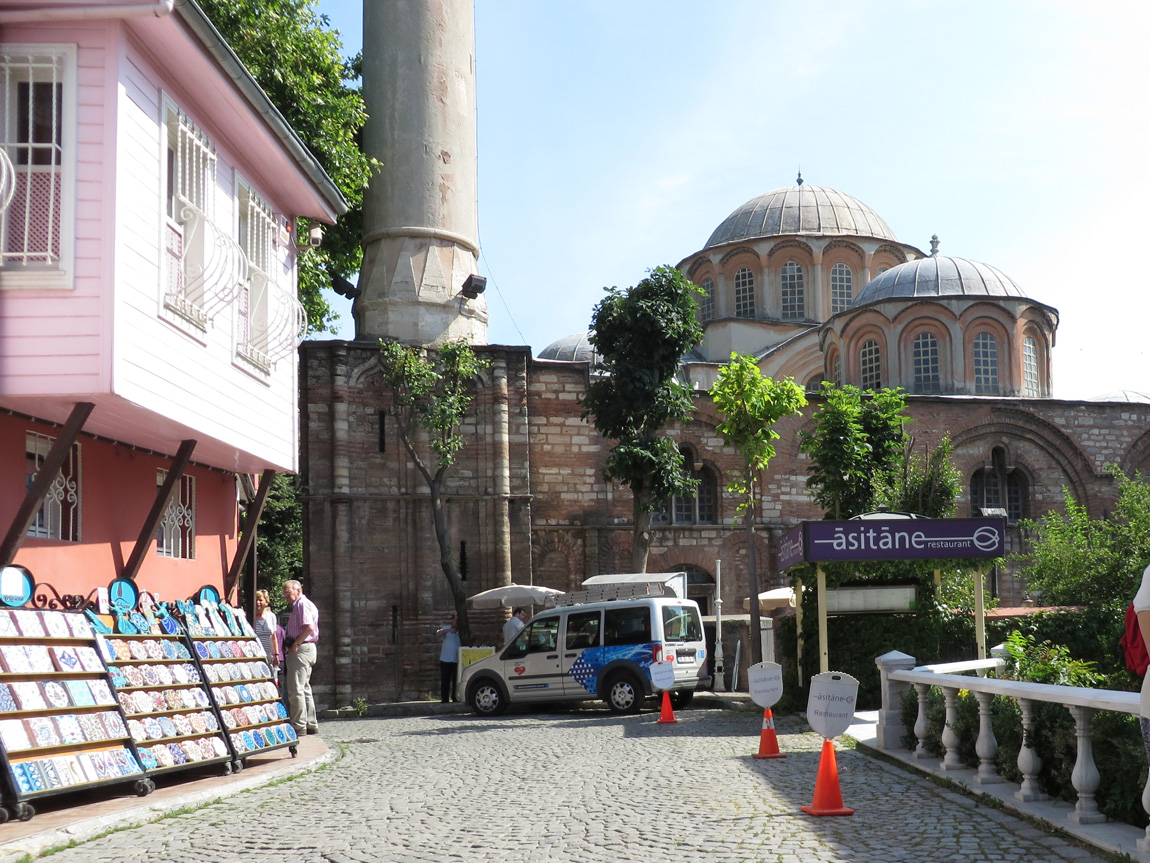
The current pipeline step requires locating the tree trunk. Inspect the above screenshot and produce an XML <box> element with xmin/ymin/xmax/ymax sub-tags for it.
<box><xmin>631</xmin><ymin>483</ymin><xmax>653</xmax><ymax>573</ymax></box>
<box><xmin>429</xmin><ymin>481</ymin><xmax>471</xmax><ymax>644</ymax></box>
<box><xmin>746</xmin><ymin>474</ymin><xmax>762</xmax><ymax>666</ymax></box>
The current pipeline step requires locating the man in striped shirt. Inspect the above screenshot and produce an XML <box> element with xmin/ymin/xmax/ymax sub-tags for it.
<box><xmin>282</xmin><ymin>580</ymin><xmax>320</xmax><ymax>736</ymax></box>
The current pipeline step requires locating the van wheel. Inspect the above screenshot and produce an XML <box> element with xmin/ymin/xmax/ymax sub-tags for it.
<box><xmin>669</xmin><ymin>690</ymin><xmax>694</xmax><ymax>709</ymax></box>
<box><xmin>468</xmin><ymin>679</ymin><xmax>507</xmax><ymax>716</ymax></box>
<box><xmin>605</xmin><ymin>672</ymin><xmax>643</xmax><ymax>714</ymax></box>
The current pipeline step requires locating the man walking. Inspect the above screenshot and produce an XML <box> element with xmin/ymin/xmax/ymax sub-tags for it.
<box><xmin>283</xmin><ymin>579</ymin><xmax>320</xmax><ymax>736</ymax></box>
<box><xmin>503</xmin><ymin>607</ymin><xmax>527</xmax><ymax>647</ymax></box>
<box><xmin>436</xmin><ymin>613</ymin><xmax>460</xmax><ymax>702</ymax></box>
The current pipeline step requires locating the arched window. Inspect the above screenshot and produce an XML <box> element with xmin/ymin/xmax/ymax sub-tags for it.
<box><xmin>734</xmin><ymin>268</ymin><xmax>755</xmax><ymax>318</ymax></box>
<box><xmin>833</xmin><ymin>353</ymin><xmax>842</xmax><ymax>385</ymax></box>
<box><xmin>912</xmin><ymin>332</ymin><xmax>940</xmax><ymax>393</ymax></box>
<box><xmin>654</xmin><ymin>454</ymin><xmax>718</xmax><ymax>526</ymax></box>
<box><xmin>1023</xmin><ymin>336</ymin><xmax>1039</xmax><ymax>397</ymax></box>
<box><xmin>831</xmin><ymin>263</ymin><xmax>853</xmax><ymax>313</ymax></box>
<box><xmin>699</xmin><ymin>277</ymin><xmax>715</xmax><ymax>321</ymax></box>
<box><xmin>860</xmin><ymin>339</ymin><xmax>881</xmax><ymax>390</ymax></box>
<box><xmin>781</xmin><ymin>260</ymin><xmax>804</xmax><ymax>319</ymax></box>
<box><xmin>973</xmin><ymin>332</ymin><xmax>999</xmax><ymax>394</ymax></box>
<box><xmin>676</xmin><ymin>564</ymin><xmax>715</xmax><ymax>615</ymax></box>
<box><xmin>970</xmin><ymin>447</ymin><xmax>1027</xmax><ymax>523</ymax></box>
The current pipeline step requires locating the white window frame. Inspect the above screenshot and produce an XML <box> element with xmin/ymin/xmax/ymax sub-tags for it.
<box><xmin>830</xmin><ymin>263</ymin><xmax>853</xmax><ymax>313</ymax></box>
<box><xmin>25</xmin><ymin>431</ymin><xmax>81</xmax><ymax>542</ymax></box>
<box><xmin>0</xmin><ymin>44</ymin><xmax>76</xmax><ymax>290</ymax></box>
<box><xmin>781</xmin><ymin>260</ymin><xmax>805</xmax><ymax>320</ymax></box>
<box><xmin>1022</xmin><ymin>336</ymin><xmax>1039</xmax><ymax>397</ymax></box>
<box><xmin>699</xmin><ymin>277</ymin><xmax>715</xmax><ymax>321</ymax></box>
<box><xmin>733</xmin><ymin>267</ymin><xmax>755</xmax><ymax>319</ymax></box>
<box><xmin>235</xmin><ymin>176</ymin><xmax>278</xmax><ymax>372</ymax></box>
<box><xmin>973</xmin><ymin>332</ymin><xmax>999</xmax><ymax>394</ymax></box>
<box><xmin>860</xmin><ymin>339</ymin><xmax>882</xmax><ymax>390</ymax></box>
<box><xmin>156</xmin><ymin>470</ymin><xmax>195</xmax><ymax>559</ymax></box>
<box><xmin>912</xmin><ymin>331</ymin><xmax>941</xmax><ymax>393</ymax></box>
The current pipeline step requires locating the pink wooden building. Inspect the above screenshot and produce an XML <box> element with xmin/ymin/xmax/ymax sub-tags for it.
<box><xmin>0</xmin><ymin>0</ymin><xmax>344</xmax><ymax>602</ymax></box>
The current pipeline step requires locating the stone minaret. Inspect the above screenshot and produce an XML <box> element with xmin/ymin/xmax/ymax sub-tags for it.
<box><xmin>357</xmin><ymin>0</ymin><xmax>488</xmax><ymax>345</ymax></box>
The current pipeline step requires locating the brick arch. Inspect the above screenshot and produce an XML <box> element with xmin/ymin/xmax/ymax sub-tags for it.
<box><xmin>348</xmin><ymin>355</ymin><xmax>384</xmax><ymax>387</ymax></box>
<box><xmin>822</xmin><ymin>239</ymin><xmax>865</xmax><ymax>264</ymax></box>
<box><xmin>766</xmin><ymin>239</ymin><xmax>814</xmax><ymax>260</ymax></box>
<box><xmin>531</xmin><ymin>530</ymin><xmax>584</xmax><ymax>592</ymax></box>
<box><xmin>719</xmin><ymin>246</ymin><xmax>760</xmax><ymax>268</ymax></box>
<box><xmin>1122</xmin><ymin>427</ymin><xmax>1150</xmax><ymax>477</ymax></box>
<box><xmin>873</xmin><ymin>243</ymin><xmax>909</xmax><ymax>264</ymax></box>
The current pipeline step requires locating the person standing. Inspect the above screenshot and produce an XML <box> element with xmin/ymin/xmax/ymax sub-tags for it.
<box><xmin>283</xmin><ymin>580</ymin><xmax>320</xmax><ymax>735</ymax></box>
<box><xmin>436</xmin><ymin>614</ymin><xmax>461</xmax><ymax>703</ymax></box>
<box><xmin>253</xmin><ymin>589</ymin><xmax>281</xmax><ymax>685</ymax></box>
<box><xmin>503</xmin><ymin>607</ymin><xmax>528</xmax><ymax>648</ymax></box>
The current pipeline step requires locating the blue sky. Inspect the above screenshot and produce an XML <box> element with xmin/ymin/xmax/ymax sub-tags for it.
<box><xmin>315</xmin><ymin>1</ymin><xmax>1150</xmax><ymax>400</ymax></box>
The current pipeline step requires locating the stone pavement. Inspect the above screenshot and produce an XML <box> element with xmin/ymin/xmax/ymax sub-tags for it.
<box><xmin>0</xmin><ymin>700</ymin><xmax>1118</xmax><ymax>863</ymax></box>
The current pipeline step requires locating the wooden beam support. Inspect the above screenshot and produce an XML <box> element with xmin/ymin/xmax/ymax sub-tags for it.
<box><xmin>0</xmin><ymin>403</ymin><xmax>94</xmax><ymax>567</ymax></box>
<box><xmin>120</xmin><ymin>439</ymin><xmax>196</xmax><ymax>582</ymax></box>
<box><xmin>224</xmin><ymin>469</ymin><xmax>276</xmax><ymax>604</ymax></box>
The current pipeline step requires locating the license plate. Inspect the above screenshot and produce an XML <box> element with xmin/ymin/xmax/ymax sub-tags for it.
<box><xmin>676</xmin><ymin>653</ymin><xmax>692</xmax><ymax>664</ymax></box>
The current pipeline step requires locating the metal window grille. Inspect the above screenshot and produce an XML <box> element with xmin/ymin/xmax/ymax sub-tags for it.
<box><xmin>860</xmin><ymin>339</ymin><xmax>881</xmax><ymax>390</ymax></box>
<box><xmin>1023</xmin><ymin>337</ymin><xmax>1039</xmax><ymax>397</ymax></box>
<box><xmin>237</xmin><ymin>184</ymin><xmax>278</xmax><ymax>367</ymax></box>
<box><xmin>164</xmin><ymin>108</ymin><xmax>218</xmax><ymax>324</ymax></box>
<box><xmin>973</xmin><ymin>332</ymin><xmax>999</xmax><ymax>394</ymax></box>
<box><xmin>733</xmin><ymin>268</ymin><xmax>754</xmax><ymax>318</ymax></box>
<box><xmin>156</xmin><ymin>471</ymin><xmax>195</xmax><ymax>559</ymax></box>
<box><xmin>913</xmin><ymin>332</ymin><xmax>940</xmax><ymax>393</ymax></box>
<box><xmin>781</xmin><ymin>260</ymin><xmax>804</xmax><ymax>320</ymax></box>
<box><xmin>1</xmin><ymin>52</ymin><xmax>64</xmax><ymax>267</ymax></box>
<box><xmin>834</xmin><ymin>354</ymin><xmax>842</xmax><ymax>385</ymax></box>
<box><xmin>699</xmin><ymin>278</ymin><xmax>714</xmax><ymax>321</ymax></box>
<box><xmin>830</xmin><ymin>263</ymin><xmax>852</xmax><ymax>313</ymax></box>
<box><xmin>25</xmin><ymin>432</ymin><xmax>80</xmax><ymax>542</ymax></box>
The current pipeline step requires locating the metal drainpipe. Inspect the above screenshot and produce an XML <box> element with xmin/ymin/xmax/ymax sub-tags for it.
<box><xmin>0</xmin><ymin>1</ymin><xmax>174</xmax><ymax>23</ymax></box>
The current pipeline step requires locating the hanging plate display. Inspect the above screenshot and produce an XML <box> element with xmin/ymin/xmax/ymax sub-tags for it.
<box><xmin>0</xmin><ymin>565</ymin><xmax>35</xmax><ymax>608</ymax></box>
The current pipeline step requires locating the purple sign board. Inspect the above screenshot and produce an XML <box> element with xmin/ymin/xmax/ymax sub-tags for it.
<box><xmin>777</xmin><ymin>518</ymin><xmax>1006</xmax><ymax>569</ymax></box>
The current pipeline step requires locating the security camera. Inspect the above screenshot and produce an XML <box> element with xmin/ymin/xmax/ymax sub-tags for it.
<box><xmin>460</xmin><ymin>273</ymin><xmax>486</xmax><ymax>299</ymax></box>
<box><xmin>297</xmin><ymin>221</ymin><xmax>324</xmax><ymax>250</ymax></box>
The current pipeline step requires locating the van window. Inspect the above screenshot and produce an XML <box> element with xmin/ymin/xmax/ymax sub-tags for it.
<box><xmin>565</xmin><ymin>610</ymin><xmax>601</xmax><ymax>650</ymax></box>
<box><xmin>662</xmin><ymin>605</ymin><xmax>703</xmax><ymax>642</ymax></box>
<box><xmin>603</xmin><ymin>606</ymin><xmax>651</xmax><ymax>646</ymax></box>
<box><xmin>507</xmin><ymin>616</ymin><xmax>559</xmax><ymax>657</ymax></box>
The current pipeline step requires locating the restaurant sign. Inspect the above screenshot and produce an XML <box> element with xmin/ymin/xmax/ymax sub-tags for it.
<box><xmin>777</xmin><ymin>518</ymin><xmax>1005</xmax><ymax>569</ymax></box>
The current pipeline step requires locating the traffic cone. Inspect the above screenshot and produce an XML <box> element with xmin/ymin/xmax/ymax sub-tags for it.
<box><xmin>752</xmin><ymin>707</ymin><xmax>786</xmax><ymax>759</ymax></box>
<box><xmin>657</xmin><ymin>690</ymin><xmax>677</xmax><ymax>724</ymax></box>
<box><xmin>801</xmin><ymin>738</ymin><xmax>854</xmax><ymax>816</ymax></box>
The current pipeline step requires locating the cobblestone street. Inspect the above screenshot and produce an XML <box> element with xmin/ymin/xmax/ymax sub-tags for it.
<box><xmin>40</xmin><ymin>707</ymin><xmax>1111</xmax><ymax>863</ymax></box>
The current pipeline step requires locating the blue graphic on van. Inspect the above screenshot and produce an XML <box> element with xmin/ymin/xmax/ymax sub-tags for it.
<box><xmin>567</xmin><ymin>643</ymin><xmax>655</xmax><ymax>694</ymax></box>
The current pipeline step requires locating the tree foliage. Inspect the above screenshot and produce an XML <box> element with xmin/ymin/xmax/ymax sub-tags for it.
<box><xmin>377</xmin><ymin>340</ymin><xmax>491</xmax><ymax>642</ymax></box>
<box><xmin>580</xmin><ymin>266</ymin><xmax>703</xmax><ymax>571</ymax></box>
<box><xmin>1014</xmin><ymin>467</ymin><xmax>1150</xmax><ymax>606</ymax></box>
<box><xmin>198</xmin><ymin>0</ymin><xmax>373</xmax><ymax>332</ymax></box>
<box><xmin>874</xmin><ymin>435</ymin><xmax>963</xmax><ymax>518</ymax></box>
<box><xmin>798</xmin><ymin>383</ymin><xmax>909</xmax><ymax>518</ymax></box>
<box><xmin>253</xmin><ymin>474</ymin><xmax>303</xmax><ymax>613</ymax></box>
<box><xmin>712</xmin><ymin>353</ymin><xmax>807</xmax><ymax>663</ymax></box>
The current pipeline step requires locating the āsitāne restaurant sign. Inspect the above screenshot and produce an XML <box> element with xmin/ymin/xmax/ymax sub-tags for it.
<box><xmin>776</xmin><ymin>518</ymin><xmax>1006</xmax><ymax>570</ymax></box>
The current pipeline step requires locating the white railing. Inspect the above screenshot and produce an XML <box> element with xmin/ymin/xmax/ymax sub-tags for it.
<box><xmin>875</xmin><ymin>651</ymin><xmax>1150</xmax><ymax>857</ymax></box>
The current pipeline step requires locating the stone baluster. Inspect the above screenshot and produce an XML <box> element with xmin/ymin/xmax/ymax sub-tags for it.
<box><xmin>874</xmin><ymin>650</ymin><xmax>915</xmax><ymax>750</ymax></box>
<box><xmin>1014</xmin><ymin>698</ymin><xmax>1046</xmax><ymax>802</ymax></box>
<box><xmin>913</xmin><ymin>683</ymin><xmax>931</xmax><ymax>759</ymax></box>
<box><xmin>972</xmin><ymin>690</ymin><xmax>1001</xmax><ymax>784</ymax></box>
<box><xmin>1139</xmin><ymin>752</ymin><xmax>1150</xmax><ymax>855</ymax></box>
<box><xmin>940</xmin><ymin>686</ymin><xmax>964</xmax><ymax>771</ymax></box>
<box><xmin>1067</xmin><ymin>705</ymin><xmax>1105</xmax><ymax>824</ymax></box>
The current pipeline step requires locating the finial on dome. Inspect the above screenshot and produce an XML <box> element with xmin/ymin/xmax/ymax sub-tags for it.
<box><xmin>796</xmin><ymin>170</ymin><xmax>803</xmax><ymax>186</ymax></box>
<box><xmin>930</xmin><ymin>234</ymin><xmax>939</xmax><ymax>257</ymax></box>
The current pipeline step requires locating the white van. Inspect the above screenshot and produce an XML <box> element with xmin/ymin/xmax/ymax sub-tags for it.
<box><xmin>460</xmin><ymin>594</ymin><xmax>709</xmax><ymax>716</ymax></box>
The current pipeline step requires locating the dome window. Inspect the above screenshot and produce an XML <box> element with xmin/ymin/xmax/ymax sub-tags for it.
<box><xmin>781</xmin><ymin>260</ymin><xmax>805</xmax><ymax>320</ymax></box>
<box><xmin>831</xmin><ymin>263</ymin><xmax>853</xmax><ymax>313</ymax></box>
<box><xmin>699</xmin><ymin>278</ymin><xmax>715</xmax><ymax>321</ymax></box>
<box><xmin>734</xmin><ymin>268</ymin><xmax>755</xmax><ymax>318</ymax></box>
<box><xmin>860</xmin><ymin>339</ymin><xmax>881</xmax><ymax>390</ymax></box>
<box><xmin>912</xmin><ymin>332</ymin><xmax>940</xmax><ymax>393</ymax></box>
<box><xmin>973</xmin><ymin>332</ymin><xmax>999</xmax><ymax>394</ymax></box>
<box><xmin>1023</xmin><ymin>337</ymin><xmax>1040</xmax><ymax>397</ymax></box>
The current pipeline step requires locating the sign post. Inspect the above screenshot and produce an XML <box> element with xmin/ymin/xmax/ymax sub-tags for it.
<box><xmin>748</xmin><ymin>661</ymin><xmax>785</xmax><ymax>759</ymax></box>
<box><xmin>802</xmin><ymin>671</ymin><xmax>859</xmax><ymax>816</ymax></box>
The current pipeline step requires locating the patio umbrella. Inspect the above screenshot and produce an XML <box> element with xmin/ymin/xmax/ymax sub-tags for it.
<box><xmin>742</xmin><ymin>587</ymin><xmax>797</xmax><ymax>611</ymax></box>
<box><xmin>467</xmin><ymin>584</ymin><xmax>565</xmax><ymax>609</ymax></box>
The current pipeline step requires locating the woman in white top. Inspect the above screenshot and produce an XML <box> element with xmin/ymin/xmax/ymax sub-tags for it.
<box><xmin>254</xmin><ymin>589</ymin><xmax>280</xmax><ymax>684</ymax></box>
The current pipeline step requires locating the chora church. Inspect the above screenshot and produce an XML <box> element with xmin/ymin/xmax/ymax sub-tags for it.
<box><xmin>300</xmin><ymin>0</ymin><xmax>1150</xmax><ymax>705</ymax></box>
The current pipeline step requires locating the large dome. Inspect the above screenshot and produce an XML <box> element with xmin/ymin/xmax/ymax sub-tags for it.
<box><xmin>537</xmin><ymin>332</ymin><xmax>598</xmax><ymax>365</ymax></box>
<box><xmin>853</xmin><ymin>255</ymin><xmax>1029</xmax><ymax>307</ymax></box>
<box><xmin>705</xmin><ymin>181</ymin><xmax>897</xmax><ymax>249</ymax></box>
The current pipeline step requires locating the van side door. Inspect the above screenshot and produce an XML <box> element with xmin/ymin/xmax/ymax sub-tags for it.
<box><xmin>501</xmin><ymin>614</ymin><xmax>563</xmax><ymax>701</ymax></box>
<box><xmin>561</xmin><ymin>608</ymin><xmax>602</xmax><ymax>695</ymax></box>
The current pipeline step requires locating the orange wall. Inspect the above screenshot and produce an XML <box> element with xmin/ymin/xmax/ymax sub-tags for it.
<box><xmin>1</xmin><ymin>414</ymin><xmax>238</xmax><ymax>602</ymax></box>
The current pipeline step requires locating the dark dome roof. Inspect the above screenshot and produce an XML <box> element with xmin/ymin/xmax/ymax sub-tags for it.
<box><xmin>853</xmin><ymin>255</ymin><xmax>1029</xmax><ymax>306</ymax></box>
<box><xmin>537</xmin><ymin>332</ymin><xmax>598</xmax><ymax>364</ymax></box>
<box><xmin>706</xmin><ymin>183</ymin><xmax>897</xmax><ymax>248</ymax></box>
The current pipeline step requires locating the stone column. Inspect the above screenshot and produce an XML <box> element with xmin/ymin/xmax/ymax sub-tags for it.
<box><xmin>492</xmin><ymin>353</ymin><xmax>512</xmax><ymax>586</ymax></box>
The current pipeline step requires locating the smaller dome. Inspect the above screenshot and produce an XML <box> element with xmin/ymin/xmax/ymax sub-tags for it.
<box><xmin>537</xmin><ymin>332</ymin><xmax>598</xmax><ymax>365</ymax></box>
<box><xmin>853</xmin><ymin>255</ymin><xmax>1028</xmax><ymax>307</ymax></box>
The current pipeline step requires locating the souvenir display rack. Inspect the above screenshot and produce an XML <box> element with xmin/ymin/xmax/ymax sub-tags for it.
<box><xmin>176</xmin><ymin>596</ymin><xmax>298</xmax><ymax>767</ymax></box>
<box><xmin>0</xmin><ymin>606</ymin><xmax>152</xmax><ymax>822</ymax></box>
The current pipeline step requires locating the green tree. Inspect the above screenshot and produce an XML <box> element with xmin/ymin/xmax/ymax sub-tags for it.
<box><xmin>580</xmin><ymin>266</ymin><xmax>703</xmax><ymax>572</ymax></box>
<box><xmin>253</xmin><ymin>474</ymin><xmax>303</xmax><ymax>612</ymax></box>
<box><xmin>799</xmin><ymin>383</ymin><xmax>908</xmax><ymax>518</ymax></box>
<box><xmin>711</xmin><ymin>354</ymin><xmax>807</xmax><ymax>663</ymax></box>
<box><xmin>198</xmin><ymin>0</ymin><xmax>373</xmax><ymax>332</ymax></box>
<box><xmin>377</xmin><ymin>340</ymin><xmax>491</xmax><ymax>642</ymax></box>
<box><xmin>1015</xmin><ymin>468</ymin><xmax>1150</xmax><ymax>606</ymax></box>
<box><xmin>875</xmin><ymin>435</ymin><xmax>962</xmax><ymax>518</ymax></box>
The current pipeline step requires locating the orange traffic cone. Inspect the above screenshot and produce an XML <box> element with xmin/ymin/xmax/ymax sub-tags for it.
<box><xmin>801</xmin><ymin>738</ymin><xmax>854</xmax><ymax>816</ymax></box>
<box><xmin>657</xmin><ymin>690</ymin><xmax>677</xmax><ymax>724</ymax></box>
<box><xmin>752</xmin><ymin>707</ymin><xmax>786</xmax><ymax>759</ymax></box>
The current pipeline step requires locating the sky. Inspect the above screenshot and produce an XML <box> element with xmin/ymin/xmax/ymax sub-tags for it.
<box><xmin>314</xmin><ymin>0</ymin><xmax>1150</xmax><ymax>401</ymax></box>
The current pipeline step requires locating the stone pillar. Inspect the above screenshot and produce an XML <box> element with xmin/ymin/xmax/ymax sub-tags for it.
<box><xmin>875</xmin><ymin>650</ymin><xmax>915</xmax><ymax>749</ymax></box>
<box><xmin>329</xmin><ymin>346</ymin><xmax>353</xmax><ymax>707</ymax></box>
<box><xmin>358</xmin><ymin>0</ymin><xmax>487</xmax><ymax>345</ymax></box>
<box><xmin>492</xmin><ymin>354</ymin><xmax>512</xmax><ymax>586</ymax></box>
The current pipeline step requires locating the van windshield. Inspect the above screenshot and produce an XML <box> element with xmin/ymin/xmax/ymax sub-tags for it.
<box><xmin>661</xmin><ymin>605</ymin><xmax>703</xmax><ymax>642</ymax></box>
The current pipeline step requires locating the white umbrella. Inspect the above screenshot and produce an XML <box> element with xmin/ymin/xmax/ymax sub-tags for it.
<box><xmin>742</xmin><ymin>588</ymin><xmax>796</xmax><ymax>611</ymax></box>
<box><xmin>467</xmin><ymin>584</ymin><xmax>565</xmax><ymax>609</ymax></box>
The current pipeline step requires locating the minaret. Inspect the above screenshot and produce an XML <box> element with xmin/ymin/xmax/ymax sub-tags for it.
<box><xmin>357</xmin><ymin>0</ymin><xmax>487</xmax><ymax>345</ymax></box>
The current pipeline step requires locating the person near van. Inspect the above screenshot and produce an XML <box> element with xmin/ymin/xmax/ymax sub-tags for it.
<box><xmin>503</xmin><ymin>607</ymin><xmax>528</xmax><ymax>647</ymax></box>
<box><xmin>282</xmin><ymin>579</ymin><xmax>320</xmax><ymax>735</ymax></box>
<box><xmin>437</xmin><ymin>614</ymin><xmax>461</xmax><ymax>702</ymax></box>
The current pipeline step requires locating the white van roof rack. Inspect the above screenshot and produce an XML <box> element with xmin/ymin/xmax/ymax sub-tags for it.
<box><xmin>555</xmin><ymin>581</ymin><xmax>670</xmax><ymax>607</ymax></box>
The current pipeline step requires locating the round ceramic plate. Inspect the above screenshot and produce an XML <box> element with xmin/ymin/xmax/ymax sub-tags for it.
<box><xmin>211</xmin><ymin>737</ymin><xmax>228</xmax><ymax>757</ymax></box>
<box><xmin>173</xmin><ymin>643</ymin><xmax>190</xmax><ymax>660</ymax></box>
<box><xmin>129</xmin><ymin>641</ymin><xmax>148</xmax><ymax>660</ymax></box>
<box><xmin>230</xmin><ymin>641</ymin><xmax>243</xmax><ymax>659</ymax></box>
<box><xmin>204</xmin><ymin>712</ymin><xmax>219</xmax><ymax>732</ymax></box>
<box><xmin>124</xmin><ymin>666</ymin><xmax>143</xmax><ymax>687</ymax></box>
<box><xmin>156</xmin><ymin>665</ymin><xmax>174</xmax><ymax>685</ymax></box>
<box><xmin>159</xmin><ymin>716</ymin><xmax>178</xmax><ymax>738</ymax></box>
<box><xmin>195</xmin><ymin>642</ymin><xmax>209</xmax><ymax>659</ymax></box>
<box><xmin>220</xmin><ymin>710</ymin><xmax>236</xmax><ymax>729</ymax></box>
<box><xmin>161</xmin><ymin>640</ymin><xmax>177</xmax><ymax>660</ymax></box>
<box><xmin>142</xmin><ymin>665</ymin><xmax>159</xmax><ymax>686</ymax></box>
